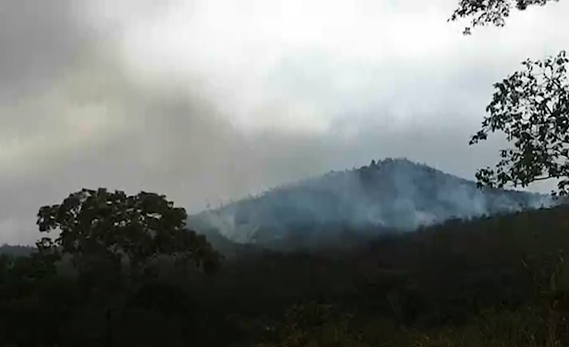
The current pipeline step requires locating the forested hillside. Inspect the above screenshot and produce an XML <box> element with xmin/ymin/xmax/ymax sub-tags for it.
<box><xmin>190</xmin><ymin>158</ymin><xmax>554</xmax><ymax>250</ymax></box>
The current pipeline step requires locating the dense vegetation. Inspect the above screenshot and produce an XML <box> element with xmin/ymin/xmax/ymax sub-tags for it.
<box><xmin>1</xmin><ymin>1</ymin><xmax>567</xmax><ymax>346</ymax></box>
<box><xmin>190</xmin><ymin>158</ymin><xmax>553</xmax><ymax>250</ymax></box>
<box><xmin>3</xmin><ymin>187</ymin><xmax>569</xmax><ymax>346</ymax></box>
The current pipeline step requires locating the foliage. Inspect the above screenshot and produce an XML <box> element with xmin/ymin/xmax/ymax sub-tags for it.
<box><xmin>0</xmin><ymin>188</ymin><xmax>225</xmax><ymax>346</ymax></box>
<box><xmin>451</xmin><ymin>0</ymin><xmax>568</xmax><ymax>197</ymax></box>
<box><xmin>249</xmin><ymin>303</ymin><xmax>568</xmax><ymax>347</ymax></box>
<box><xmin>470</xmin><ymin>51</ymin><xmax>569</xmax><ymax>196</ymax></box>
<box><xmin>449</xmin><ymin>0</ymin><xmax>560</xmax><ymax>35</ymax></box>
<box><xmin>5</xmin><ymin>191</ymin><xmax>569</xmax><ymax>346</ymax></box>
<box><xmin>192</xmin><ymin>158</ymin><xmax>547</xmax><ymax>251</ymax></box>
<box><xmin>35</xmin><ymin>188</ymin><xmax>221</xmax><ymax>277</ymax></box>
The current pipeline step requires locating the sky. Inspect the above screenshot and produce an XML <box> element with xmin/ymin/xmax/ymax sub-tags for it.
<box><xmin>0</xmin><ymin>0</ymin><xmax>568</xmax><ymax>245</ymax></box>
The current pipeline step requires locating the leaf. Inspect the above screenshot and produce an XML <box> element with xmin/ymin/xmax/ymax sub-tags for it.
<box><xmin>33</xmin><ymin>188</ymin><xmax>222</xmax><ymax>280</ymax></box>
<box><xmin>469</xmin><ymin>51</ymin><xmax>569</xmax><ymax>194</ymax></box>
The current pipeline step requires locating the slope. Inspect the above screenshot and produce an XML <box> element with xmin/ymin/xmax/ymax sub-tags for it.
<box><xmin>189</xmin><ymin>158</ymin><xmax>554</xmax><ymax>250</ymax></box>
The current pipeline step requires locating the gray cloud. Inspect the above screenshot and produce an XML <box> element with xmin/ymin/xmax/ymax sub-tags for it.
<box><xmin>0</xmin><ymin>0</ymin><xmax>96</xmax><ymax>100</ymax></box>
<box><xmin>0</xmin><ymin>0</ymin><xmax>567</xmax><ymax>245</ymax></box>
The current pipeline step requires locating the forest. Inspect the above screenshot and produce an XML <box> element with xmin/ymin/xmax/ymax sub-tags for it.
<box><xmin>2</xmin><ymin>188</ymin><xmax>569</xmax><ymax>347</ymax></box>
<box><xmin>189</xmin><ymin>157</ymin><xmax>554</xmax><ymax>251</ymax></box>
<box><xmin>2</xmin><ymin>0</ymin><xmax>569</xmax><ymax>346</ymax></box>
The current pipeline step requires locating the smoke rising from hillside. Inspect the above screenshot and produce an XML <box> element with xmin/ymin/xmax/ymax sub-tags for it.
<box><xmin>191</xmin><ymin>159</ymin><xmax>554</xmax><ymax>247</ymax></box>
<box><xmin>1</xmin><ymin>0</ymin><xmax>568</xmax><ymax>246</ymax></box>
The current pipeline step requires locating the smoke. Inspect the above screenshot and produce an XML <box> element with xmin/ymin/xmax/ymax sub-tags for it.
<box><xmin>191</xmin><ymin>158</ymin><xmax>555</xmax><ymax>247</ymax></box>
<box><xmin>1</xmin><ymin>0</ymin><xmax>567</xmax><ymax>247</ymax></box>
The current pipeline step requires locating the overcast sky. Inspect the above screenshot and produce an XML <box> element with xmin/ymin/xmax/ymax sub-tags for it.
<box><xmin>0</xmin><ymin>0</ymin><xmax>567</xmax><ymax>244</ymax></box>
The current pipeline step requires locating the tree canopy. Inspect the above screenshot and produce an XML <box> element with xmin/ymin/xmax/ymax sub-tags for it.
<box><xmin>35</xmin><ymin>188</ymin><xmax>222</xmax><ymax>277</ymax></box>
<box><xmin>449</xmin><ymin>0</ymin><xmax>560</xmax><ymax>35</ymax></box>
<box><xmin>450</xmin><ymin>0</ymin><xmax>568</xmax><ymax>196</ymax></box>
<box><xmin>470</xmin><ymin>51</ymin><xmax>569</xmax><ymax>195</ymax></box>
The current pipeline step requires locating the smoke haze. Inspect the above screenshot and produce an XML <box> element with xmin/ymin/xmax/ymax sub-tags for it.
<box><xmin>191</xmin><ymin>159</ymin><xmax>554</xmax><ymax>247</ymax></box>
<box><xmin>0</xmin><ymin>0</ymin><xmax>568</xmax><ymax>245</ymax></box>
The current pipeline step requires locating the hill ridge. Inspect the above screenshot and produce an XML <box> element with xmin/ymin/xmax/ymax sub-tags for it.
<box><xmin>189</xmin><ymin>157</ymin><xmax>555</xmax><ymax>250</ymax></box>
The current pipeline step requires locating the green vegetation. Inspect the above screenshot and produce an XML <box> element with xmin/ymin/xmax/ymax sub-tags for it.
<box><xmin>449</xmin><ymin>0</ymin><xmax>560</xmax><ymax>35</ymax></box>
<box><xmin>1</xmin><ymin>1</ymin><xmax>568</xmax><ymax>346</ymax></box>
<box><xmin>3</xmin><ymin>187</ymin><xmax>569</xmax><ymax>346</ymax></box>
<box><xmin>191</xmin><ymin>157</ymin><xmax>550</xmax><ymax>251</ymax></box>
<box><xmin>0</xmin><ymin>188</ymin><xmax>222</xmax><ymax>346</ymax></box>
<box><xmin>450</xmin><ymin>0</ymin><xmax>568</xmax><ymax>197</ymax></box>
<box><xmin>469</xmin><ymin>50</ymin><xmax>569</xmax><ymax>196</ymax></box>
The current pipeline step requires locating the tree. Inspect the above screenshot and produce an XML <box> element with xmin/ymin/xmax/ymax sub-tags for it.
<box><xmin>35</xmin><ymin>188</ymin><xmax>222</xmax><ymax>278</ymax></box>
<box><xmin>449</xmin><ymin>0</ymin><xmax>568</xmax><ymax>196</ymax></box>
<box><xmin>449</xmin><ymin>0</ymin><xmax>560</xmax><ymax>35</ymax></box>
<box><xmin>32</xmin><ymin>189</ymin><xmax>223</xmax><ymax>345</ymax></box>
<box><xmin>469</xmin><ymin>51</ymin><xmax>569</xmax><ymax>195</ymax></box>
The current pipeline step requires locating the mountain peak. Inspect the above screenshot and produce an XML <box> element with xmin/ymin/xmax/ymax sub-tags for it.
<box><xmin>189</xmin><ymin>158</ymin><xmax>554</xmax><ymax>249</ymax></box>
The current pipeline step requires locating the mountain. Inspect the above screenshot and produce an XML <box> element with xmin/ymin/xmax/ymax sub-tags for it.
<box><xmin>0</xmin><ymin>244</ymin><xmax>36</xmax><ymax>256</ymax></box>
<box><xmin>188</xmin><ymin>158</ymin><xmax>556</xmax><ymax>251</ymax></box>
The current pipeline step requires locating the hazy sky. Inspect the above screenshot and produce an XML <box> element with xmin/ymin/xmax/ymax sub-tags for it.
<box><xmin>0</xmin><ymin>0</ymin><xmax>568</xmax><ymax>244</ymax></box>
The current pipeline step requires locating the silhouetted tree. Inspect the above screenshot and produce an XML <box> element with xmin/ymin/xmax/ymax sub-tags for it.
<box><xmin>469</xmin><ymin>51</ymin><xmax>569</xmax><ymax>195</ymax></box>
<box><xmin>450</xmin><ymin>0</ymin><xmax>568</xmax><ymax>196</ymax></box>
<box><xmin>449</xmin><ymin>0</ymin><xmax>560</xmax><ymax>35</ymax></box>
<box><xmin>25</xmin><ymin>188</ymin><xmax>223</xmax><ymax>346</ymax></box>
<box><xmin>35</xmin><ymin>188</ymin><xmax>221</xmax><ymax>278</ymax></box>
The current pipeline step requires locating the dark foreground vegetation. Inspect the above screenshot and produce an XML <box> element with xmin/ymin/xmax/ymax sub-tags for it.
<box><xmin>3</xmin><ymin>188</ymin><xmax>569</xmax><ymax>346</ymax></box>
<box><xmin>0</xmin><ymin>0</ymin><xmax>566</xmax><ymax>345</ymax></box>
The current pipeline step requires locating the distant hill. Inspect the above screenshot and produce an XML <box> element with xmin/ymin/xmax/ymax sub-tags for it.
<box><xmin>0</xmin><ymin>244</ymin><xmax>36</xmax><ymax>256</ymax></box>
<box><xmin>189</xmin><ymin>158</ymin><xmax>556</xmax><ymax>250</ymax></box>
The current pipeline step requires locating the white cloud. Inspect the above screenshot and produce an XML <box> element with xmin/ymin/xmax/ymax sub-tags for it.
<box><xmin>97</xmin><ymin>0</ymin><xmax>569</xmax><ymax>136</ymax></box>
